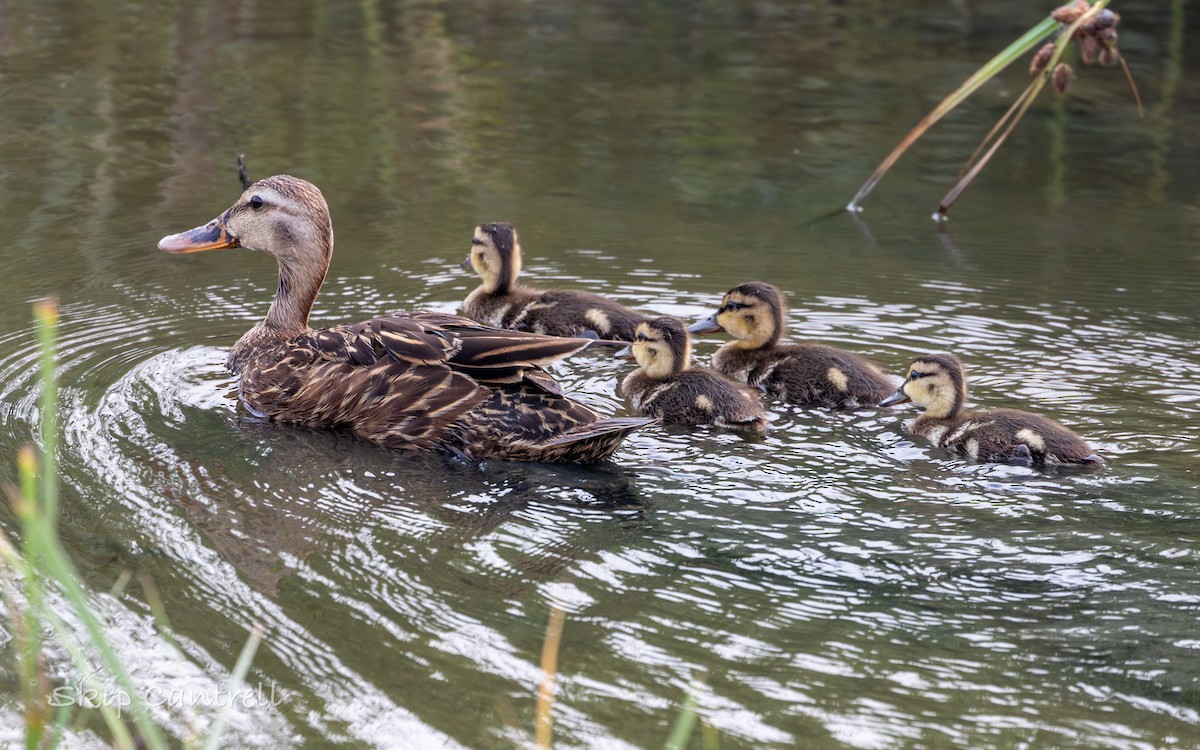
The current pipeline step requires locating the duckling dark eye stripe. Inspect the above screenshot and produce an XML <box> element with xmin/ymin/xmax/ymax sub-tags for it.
<box><xmin>471</xmin><ymin>237</ymin><xmax>484</xmax><ymax>245</ymax></box>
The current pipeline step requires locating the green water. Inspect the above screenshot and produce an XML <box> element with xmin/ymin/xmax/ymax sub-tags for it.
<box><xmin>1</xmin><ymin>1</ymin><xmax>1198</xmax><ymax>747</ymax></box>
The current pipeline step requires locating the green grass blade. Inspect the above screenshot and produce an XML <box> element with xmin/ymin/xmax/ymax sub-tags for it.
<box><xmin>847</xmin><ymin>15</ymin><xmax>1059</xmax><ymax>211</ymax></box>
<box><xmin>32</xmin><ymin>300</ymin><xmax>58</xmax><ymax>525</ymax></box>
<box><xmin>36</xmin><ymin>602</ymin><xmax>141</xmax><ymax>750</ymax></box>
<box><xmin>536</xmin><ymin>606</ymin><xmax>566</xmax><ymax>750</ymax></box>
<box><xmin>24</xmin><ymin>515</ymin><xmax>171</xmax><ymax>749</ymax></box>
<box><xmin>18</xmin><ymin>300</ymin><xmax>171</xmax><ymax>750</ymax></box>
<box><xmin>661</xmin><ymin>672</ymin><xmax>707</xmax><ymax>750</ymax></box>
<box><xmin>201</xmin><ymin>624</ymin><xmax>265</xmax><ymax>750</ymax></box>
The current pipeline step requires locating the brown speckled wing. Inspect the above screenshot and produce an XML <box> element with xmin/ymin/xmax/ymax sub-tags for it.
<box><xmin>239</xmin><ymin>311</ymin><xmax>605</xmax><ymax>452</ymax></box>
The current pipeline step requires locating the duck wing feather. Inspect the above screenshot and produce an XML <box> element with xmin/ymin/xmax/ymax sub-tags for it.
<box><xmin>240</xmin><ymin>311</ymin><xmax>600</xmax><ymax>450</ymax></box>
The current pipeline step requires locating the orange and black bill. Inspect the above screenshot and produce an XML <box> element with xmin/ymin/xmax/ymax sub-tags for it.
<box><xmin>158</xmin><ymin>211</ymin><xmax>239</xmax><ymax>254</ymax></box>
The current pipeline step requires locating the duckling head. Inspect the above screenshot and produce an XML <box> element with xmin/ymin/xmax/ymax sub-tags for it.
<box><xmin>617</xmin><ymin>316</ymin><xmax>691</xmax><ymax>379</ymax></box>
<box><xmin>879</xmin><ymin>353</ymin><xmax>967</xmax><ymax>419</ymax></box>
<box><xmin>687</xmin><ymin>281</ymin><xmax>785</xmax><ymax>350</ymax></box>
<box><xmin>465</xmin><ymin>222</ymin><xmax>522</xmax><ymax>294</ymax></box>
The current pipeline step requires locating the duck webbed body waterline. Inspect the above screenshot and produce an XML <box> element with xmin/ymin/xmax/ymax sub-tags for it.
<box><xmin>881</xmin><ymin>352</ymin><xmax>1104</xmax><ymax>467</ymax></box>
<box><xmin>688</xmin><ymin>281</ymin><xmax>894</xmax><ymax>409</ymax></box>
<box><xmin>461</xmin><ymin>222</ymin><xmax>650</xmax><ymax>340</ymax></box>
<box><xmin>157</xmin><ymin>175</ymin><xmax>652</xmax><ymax>462</ymax></box>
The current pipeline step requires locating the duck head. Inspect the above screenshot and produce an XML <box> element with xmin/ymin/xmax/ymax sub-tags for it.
<box><xmin>879</xmin><ymin>352</ymin><xmax>967</xmax><ymax>418</ymax></box>
<box><xmin>687</xmin><ymin>281</ymin><xmax>786</xmax><ymax>350</ymax></box>
<box><xmin>616</xmin><ymin>316</ymin><xmax>691</xmax><ymax>379</ymax></box>
<box><xmin>159</xmin><ymin>175</ymin><xmax>332</xmax><ymax>265</ymax></box>
<box><xmin>464</xmin><ymin>222</ymin><xmax>521</xmax><ymax>294</ymax></box>
<box><xmin>158</xmin><ymin>175</ymin><xmax>334</xmax><ymax>335</ymax></box>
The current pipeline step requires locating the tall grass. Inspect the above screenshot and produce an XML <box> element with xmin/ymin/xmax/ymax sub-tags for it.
<box><xmin>0</xmin><ymin>299</ymin><xmax>262</xmax><ymax>749</ymax></box>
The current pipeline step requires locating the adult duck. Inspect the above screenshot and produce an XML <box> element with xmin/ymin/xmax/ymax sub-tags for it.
<box><xmin>158</xmin><ymin>175</ymin><xmax>652</xmax><ymax>462</ymax></box>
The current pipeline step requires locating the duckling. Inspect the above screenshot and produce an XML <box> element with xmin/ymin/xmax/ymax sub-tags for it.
<box><xmin>617</xmin><ymin>316</ymin><xmax>769</xmax><ymax>433</ymax></box>
<box><xmin>687</xmin><ymin>282</ymin><xmax>894</xmax><ymax>408</ymax></box>
<box><xmin>157</xmin><ymin>175</ymin><xmax>653</xmax><ymax>463</ymax></box>
<box><xmin>880</xmin><ymin>353</ymin><xmax>1104</xmax><ymax>467</ymax></box>
<box><xmin>461</xmin><ymin>223</ymin><xmax>650</xmax><ymax>340</ymax></box>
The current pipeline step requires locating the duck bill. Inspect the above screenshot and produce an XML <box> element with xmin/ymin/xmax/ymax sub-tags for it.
<box><xmin>613</xmin><ymin>345</ymin><xmax>634</xmax><ymax>359</ymax></box>
<box><xmin>459</xmin><ymin>255</ymin><xmax>472</xmax><ymax>270</ymax></box>
<box><xmin>686</xmin><ymin>313</ymin><xmax>723</xmax><ymax>335</ymax></box>
<box><xmin>158</xmin><ymin>212</ymin><xmax>239</xmax><ymax>254</ymax></box>
<box><xmin>878</xmin><ymin>388</ymin><xmax>911</xmax><ymax>407</ymax></box>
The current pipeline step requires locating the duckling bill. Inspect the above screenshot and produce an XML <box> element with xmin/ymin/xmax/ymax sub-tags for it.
<box><xmin>461</xmin><ymin>223</ymin><xmax>650</xmax><ymax>340</ymax></box>
<box><xmin>617</xmin><ymin>316</ymin><xmax>768</xmax><ymax>433</ymax></box>
<box><xmin>158</xmin><ymin>175</ymin><xmax>653</xmax><ymax>463</ymax></box>
<box><xmin>688</xmin><ymin>282</ymin><xmax>894</xmax><ymax>408</ymax></box>
<box><xmin>882</xmin><ymin>352</ymin><xmax>1104</xmax><ymax>468</ymax></box>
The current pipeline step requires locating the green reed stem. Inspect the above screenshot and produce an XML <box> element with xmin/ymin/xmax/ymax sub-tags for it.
<box><xmin>202</xmin><ymin>625</ymin><xmax>265</xmax><ymax>750</ymax></box>
<box><xmin>661</xmin><ymin>672</ymin><xmax>706</xmax><ymax>750</ymax></box>
<box><xmin>847</xmin><ymin>15</ymin><xmax>1059</xmax><ymax>211</ymax></box>
<box><xmin>4</xmin><ymin>300</ymin><xmax>171</xmax><ymax>750</ymax></box>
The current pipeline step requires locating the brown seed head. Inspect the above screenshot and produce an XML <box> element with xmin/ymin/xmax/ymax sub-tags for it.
<box><xmin>1030</xmin><ymin>42</ymin><xmax>1056</xmax><ymax>75</ymax></box>
<box><xmin>1051</xmin><ymin>0</ymin><xmax>1090</xmax><ymax>24</ymax></box>
<box><xmin>1080</xmin><ymin>34</ymin><xmax>1100</xmax><ymax>65</ymax></box>
<box><xmin>1052</xmin><ymin>62</ymin><xmax>1076</xmax><ymax>94</ymax></box>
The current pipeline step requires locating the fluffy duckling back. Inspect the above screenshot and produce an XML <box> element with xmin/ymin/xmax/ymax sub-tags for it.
<box><xmin>461</xmin><ymin>223</ymin><xmax>650</xmax><ymax>340</ymax></box>
<box><xmin>688</xmin><ymin>282</ymin><xmax>894</xmax><ymax>408</ymax></box>
<box><xmin>881</xmin><ymin>353</ymin><xmax>1104</xmax><ymax>467</ymax></box>
<box><xmin>619</xmin><ymin>317</ymin><xmax>768</xmax><ymax>433</ymax></box>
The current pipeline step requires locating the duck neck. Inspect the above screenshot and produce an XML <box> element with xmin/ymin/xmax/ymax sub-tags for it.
<box><xmin>265</xmin><ymin>250</ymin><xmax>328</xmax><ymax>334</ymax></box>
<box><xmin>227</xmin><ymin>235</ymin><xmax>331</xmax><ymax>375</ymax></box>
<box><xmin>486</xmin><ymin>246</ymin><xmax>520</xmax><ymax>295</ymax></box>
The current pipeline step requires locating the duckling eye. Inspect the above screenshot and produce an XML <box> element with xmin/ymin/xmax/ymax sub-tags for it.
<box><xmin>249</xmin><ymin>195</ymin><xmax>264</xmax><ymax>210</ymax></box>
<box><xmin>471</xmin><ymin>236</ymin><xmax>485</xmax><ymax>246</ymax></box>
<box><xmin>635</xmin><ymin>333</ymin><xmax>648</xmax><ymax>342</ymax></box>
<box><xmin>909</xmin><ymin>370</ymin><xmax>918</xmax><ymax>380</ymax></box>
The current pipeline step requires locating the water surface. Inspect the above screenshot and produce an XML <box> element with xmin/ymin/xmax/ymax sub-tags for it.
<box><xmin>0</xmin><ymin>1</ymin><xmax>1198</xmax><ymax>747</ymax></box>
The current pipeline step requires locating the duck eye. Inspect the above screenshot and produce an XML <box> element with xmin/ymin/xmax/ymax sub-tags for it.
<box><xmin>471</xmin><ymin>236</ymin><xmax>485</xmax><ymax>246</ymax></box>
<box><xmin>249</xmin><ymin>195</ymin><xmax>264</xmax><ymax>210</ymax></box>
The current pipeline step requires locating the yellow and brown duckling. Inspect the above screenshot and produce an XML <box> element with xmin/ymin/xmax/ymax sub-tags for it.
<box><xmin>461</xmin><ymin>222</ymin><xmax>651</xmax><ymax>340</ymax></box>
<box><xmin>688</xmin><ymin>282</ymin><xmax>895</xmax><ymax>408</ymax></box>
<box><xmin>158</xmin><ymin>175</ymin><xmax>653</xmax><ymax>463</ymax></box>
<box><xmin>880</xmin><ymin>353</ymin><xmax>1104</xmax><ymax>467</ymax></box>
<box><xmin>617</xmin><ymin>316</ymin><xmax>769</xmax><ymax>433</ymax></box>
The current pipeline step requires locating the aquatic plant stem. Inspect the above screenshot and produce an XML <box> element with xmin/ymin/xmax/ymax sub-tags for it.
<box><xmin>202</xmin><ymin>624</ymin><xmax>265</xmax><ymax>750</ymax></box>
<box><xmin>3</xmin><ymin>300</ymin><xmax>173</xmax><ymax>750</ymax></box>
<box><xmin>846</xmin><ymin>16</ymin><xmax>1059</xmax><ymax>212</ymax></box>
<box><xmin>33</xmin><ymin>300</ymin><xmax>57</xmax><ymax>526</ymax></box>
<box><xmin>661</xmin><ymin>671</ymin><xmax>707</xmax><ymax>750</ymax></box>
<box><xmin>936</xmin><ymin>0</ymin><xmax>1111</xmax><ymax>217</ymax></box>
<box><xmin>536</xmin><ymin>606</ymin><xmax>566</xmax><ymax>749</ymax></box>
